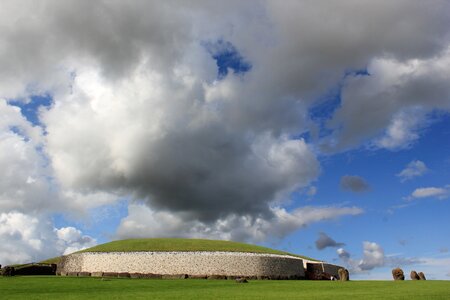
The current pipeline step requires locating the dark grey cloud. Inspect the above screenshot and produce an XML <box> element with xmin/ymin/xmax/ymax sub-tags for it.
<box><xmin>315</xmin><ymin>232</ymin><xmax>345</xmax><ymax>250</ymax></box>
<box><xmin>399</xmin><ymin>239</ymin><xmax>408</xmax><ymax>246</ymax></box>
<box><xmin>337</xmin><ymin>248</ymin><xmax>351</xmax><ymax>261</ymax></box>
<box><xmin>340</xmin><ymin>175</ymin><xmax>370</xmax><ymax>193</ymax></box>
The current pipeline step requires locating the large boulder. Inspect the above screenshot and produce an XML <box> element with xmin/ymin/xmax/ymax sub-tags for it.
<box><xmin>338</xmin><ymin>268</ymin><xmax>349</xmax><ymax>281</ymax></box>
<box><xmin>410</xmin><ymin>270</ymin><xmax>420</xmax><ymax>280</ymax></box>
<box><xmin>418</xmin><ymin>272</ymin><xmax>426</xmax><ymax>280</ymax></box>
<box><xmin>392</xmin><ymin>268</ymin><xmax>405</xmax><ymax>280</ymax></box>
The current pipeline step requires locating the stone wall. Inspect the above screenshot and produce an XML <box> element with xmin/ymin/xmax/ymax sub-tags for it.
<box><xmin>322</xmin><ymin>263</ymin><xmax>341</xmax><ymax>277</ymax></box>
<box><xmin>59</xmin><ymin>251</ymin><xmax>305</xmax><ymax>278</ymax></box>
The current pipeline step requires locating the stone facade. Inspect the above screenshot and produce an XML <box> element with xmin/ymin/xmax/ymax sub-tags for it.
<box><xmin>59</xmin><ymin>251</ymin><xmax>307</xmax><ymax>278</ymax></box>
<box><xmin>303</xmin><ymin>260</ymin><xmax>342</xmax><ymax>279</ymax></box>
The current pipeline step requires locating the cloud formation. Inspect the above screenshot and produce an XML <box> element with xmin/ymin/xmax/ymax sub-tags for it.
<box><xmin>0</xmin><ymin>212</ymin><xmax>95</xmax><ymax>265</ymax></box>
<box><xmin>315</xmin><ymin>232</ymin><xmax>345</xmax><ymax>250</ymax></box>
<box><xmin>397</xmin><ymin>160</ymin><xmax>428</xmax><ymax>182</ymax></box>
<box><xmin>337</xmin><ymin>241</ymin><xmax>422</xmax><ymax>273</ymax></box>
<box><xmin>410</xmin><ymin>186</ymin><xmax>449</xmax><ymax>200</ymax></box>
<box><xmin>1</xmin><ymin>0</ymin><xmax>450</xmax><ymax>263</ymax></box>
<box><xmin>116</xmin><ymin>204</ymin><xmax>362</xmax><ymax>243</ymax></box>
<box><xmin>340</xmin><ymin>175</ymin><xmax>370</xmax><ymax>193</ymax></box>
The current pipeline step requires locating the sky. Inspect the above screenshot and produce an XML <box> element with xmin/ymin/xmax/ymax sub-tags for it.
<box><xmin>0</xmin><ymin>0</ymin><xmax>449</xmax><ymax>279</ymax></box>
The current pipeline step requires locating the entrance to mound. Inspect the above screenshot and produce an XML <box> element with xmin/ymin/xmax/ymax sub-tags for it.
<box><xmin>305</xmin><ymin>263</ymin><xmax>324</xmax><ymax>280</ymax></box>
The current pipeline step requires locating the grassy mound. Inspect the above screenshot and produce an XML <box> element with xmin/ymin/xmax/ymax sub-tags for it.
<box><xmin>73</xmin><ymin>238</ymin><xmax>317</xmax><ymax>261</ymax></box>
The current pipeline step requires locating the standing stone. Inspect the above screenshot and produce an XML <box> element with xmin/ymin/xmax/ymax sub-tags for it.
<box><xmin>418</xmin><ymin>272</ymin><xmax>426</xmax><ymax>280</ymax></box>
<box><xmin>410</xmin><ymin>271</ymin><xmax>420</xmax><ymax>280</ymax></box>
<box><xmin>338</xmin><ymin>268</ymin><xmax>349</xmax><ymax>281</ymax></box>
<box><xmin>392</xmin><ymin>268</ymin><xmax>405</xmax><ymax>280</ymax></box>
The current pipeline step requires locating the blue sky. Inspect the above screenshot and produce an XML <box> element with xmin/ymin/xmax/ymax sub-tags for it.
<box><xmin>0</xmin><ymin>0</ymin><xmax>449</xmax><ymax>280</ymax></box>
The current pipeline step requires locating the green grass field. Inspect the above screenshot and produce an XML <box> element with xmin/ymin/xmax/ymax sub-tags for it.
<box><xmin>1</xmin><ymin>277</ymin><xmax>449</xmax><ymax>299</ymax></box>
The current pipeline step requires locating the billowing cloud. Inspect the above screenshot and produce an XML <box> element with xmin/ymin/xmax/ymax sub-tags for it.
<box><xmin>315</xmin><ymin>232</ymin><xmax>345</xmax><ymax>250</ymax></box>
<box><xmin>340</xmin><ymin>175</ymin><xmax>370</xmax><ymax>193</ymax></box>
<box><xmin>0</xmin><ymin>0</ymin><xmax>450</xmax><ymax>262</ymax></box>
<box><xmin>0</xmin><ymin>212</ymin><xmax>95</xmax><ymax>265</ymax></box>
<box><xmin>410</xmin><ymin>186</ymin><xmax>449</xmax><ymax>200</ymax></box>
<box><xmin>44</xmin><ymin>71</ymin><xmax>321</xmax><ymax>219</ymax></box>
<box><xmin>337</xmin><ymin>241</ymin><xmax>422</xmax><ymax>273</ymax></box>
<box><xmin>55</xmin><ymin>227</ymin><xmax>96</xmax><ymax>255</ymax></box>
<box><xmin>374</xmin><ymin>110</ymin><xmax>425</xmax><ymax>150</ymax></box>
<box><xmin>328</xmin><ymin>46</ymin><xmax>450</xmax><ymax>151</ymax></box>
<box><xmin>397</xmin><ymin>160</ymin><xmax>428</xmax><ymax>182</ymax></box>
<box><xmin>116</xmin><ymin>203</ymin><xmax>362</xmax><ymax>243</ymax></box>
<box><xmin>0</xmin><ymin>99</ymin><xmax>55</xmax><ymax>213</ymax></box>
<box><xmin>358</xmin><ymin>242</ymin><xmax>385</xmax><ymax>271</ymax></box>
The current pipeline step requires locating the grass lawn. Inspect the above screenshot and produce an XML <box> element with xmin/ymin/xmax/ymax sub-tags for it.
<box><xmin>1</xmin><ymin>277</ymin><xmax>449</xmax><ymax>300</ymax></box>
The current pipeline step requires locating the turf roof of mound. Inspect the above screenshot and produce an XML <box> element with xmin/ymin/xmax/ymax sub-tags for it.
<box><xmin>75</xmin><ymin>238</ymin><xmax>318</xmax><ymax>261</ymax></box>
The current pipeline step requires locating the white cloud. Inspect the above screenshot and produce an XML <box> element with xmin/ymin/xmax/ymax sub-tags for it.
<box><xmin>117</xmin><ymin>203</ymin><xmax>363</xmax><ymax>243</ymax></box>
<box><xmin>410</xmin><ymin>186</ymin><xmax>449</xmax><ymax>200</ymax></box>
<box><xmin>397</xmin><ymin>160</ymin><xmax>428</xmax><ymax>182</ymax></box>
<box><xmin>337</xmin><ymin>241</ymin><xmax>422</xmax><ymax>274</ymax></box>
<box><xmin>0</xmin><ymin>211</ymin><xmax>95</xmax><ymax>265</ymax></box>
<box><xmin>374</xmin><ymin>110</ymin><xmax>424</xmax><ymax>150</ymax></box>
<box><xmin>0</xmin><ymin>100</ymin><xmax>55</xmax><ymax>213</ymax></box>
<box><xmin>328</xmin><ymin>47</ymin><xmax>450</xmax><ymax>151</ymax></box>
<box><xmin>55</xmin><ymin>227</ymin><xmax>96</xmax><ymax>255</ymax></box>
<box><xmin>358</xmin><ymin>242</ymin><xmax>385</xmax><ymax>271</ymax></box>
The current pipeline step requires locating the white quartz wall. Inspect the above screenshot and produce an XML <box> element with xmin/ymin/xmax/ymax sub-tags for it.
<box><xmin>61</xmin><ymin>251</ymin><xmax>305</xmax><ymax>277</ymax></box>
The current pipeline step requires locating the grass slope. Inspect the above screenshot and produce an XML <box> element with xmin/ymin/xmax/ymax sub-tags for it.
<box><xmin>75</xmin><ymin>238</ymin><xmax>317</xmax><ymax>260</ymax></box>
<box><xmin>1</xmin><ymin>277</ymin><xmax>449</xmax><ymax>300</ymax></box>
<box><xmin>39</xmin><ymin>257</ymin><xmax>60</xmax><ymax>264</ymax></box>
